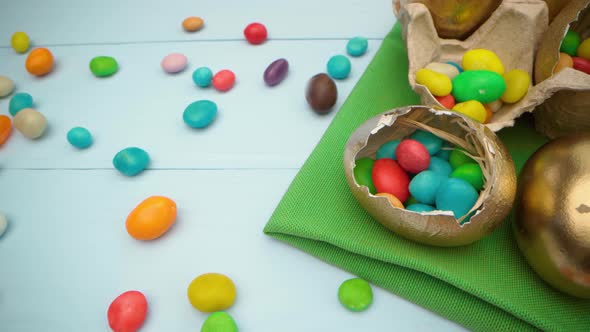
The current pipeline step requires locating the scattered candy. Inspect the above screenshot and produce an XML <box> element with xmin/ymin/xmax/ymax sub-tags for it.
<box><xmin>327</xmin><ymin>55</ymin><xmax>351</xmax><ymax>80</ymax></box>
<box><xmin>346</xmin><ymin>37</ymin><xmax>368</xmax><ymax>57</ymax></box>
<box><xmin>573</xmin><ymin>57</ymin><xmax>590</xmax><ymax>75</ymax></box>
<box><xmin>376</xmin><ymin>139</ymin><xmax>400</xmax><ymax>159</ymax></box>
<box><xmin>353</xmin><ymin>157</ymin><xmax>376</xmax><ymax>194</ymax></box>
<box><xmin>425</xmin><ymin>62</ymin><xmax>460</xmax><ymax>80</ymax></box>
<box><xmin>371</xmin><ymin>158</ymin><xmax>410</xmax><ymax>202</ymax></box>
<box><xmin>263</xmin><ymin>58</ymin><xmax>289</xmax><ymax>86</ymax></box>
<box><xmin>560</xmin><ymin>30</ymin><xmax>580</xmax><ymax>56</ymax></box>
<box><xmin>554</xmin><ymin>52</ymin><xmax>573</xmax><ymax>74</ymax></box>
<box><xmin>338</xmin><ymin>278</ymin><xmax>373</xmax><ymax>312</ymax></box>
<box><xmin>395</xmin><ymin>139</ymin><xmax>430</xmax><ymax>174</ymax></box>
<box><xmin>243</xmin><ymin>22</ymin><xmax>267</xmax><ymax>45</ymax></box>
<box><xmin>107</xmin><ymin>290</ymin><xmax>148</xmax><ymax>332</ymax></box>
<box><xmin>193</xmin><ymin>67</ymin><xmax>213</xmax><ymax>87</ymax></box>
<box><xmin>126</xmin><ymin>196</ymin><xmax>177</xmax><ymax>240</ymax></box>
<box><xmin>501</xmin><ymin>69</ymin><xmax>530</xmax><ymax>103</ymax></box>
<box><xmin>67</xmin><ymin>127</ymin><xmax>93</xmax><ymax>149</ymax></box>
<box><xmin>415</xmin><ymin>68</ymin><xmax>452</xmax><ymax>96</ymax></box>
<box><xmin>406</xmin><ymin>204</ymin><xmax>435</xmax><ymax>213</ymax></box>
<box><xmin>26</xmin><ymin>48</ymin><xmax>54</xmax><ymax>76</ymax></box>
<box><xmin>0</xmin><ymin>212</ymin><xmax>6</xmax><ymax>237</ymax></box>
<box><xmin>11</xmin><ymin>32</ymin><xmax>30</xmax><ymax>54</ymax></box>
<box><xmin>410</xmin><ymin>130</ymin><xmax>442</xmax><ymax>155</ymax></box>
<box><xmin>577</xmin><ymin>38</ymin><xmax>590</xmax><ymax>60</ymax></box>
<box><xmin>428</xmin><ymin>156</ymin><xmax>452</xmax><ymax>177</ymax></box>
<box><xmin>182</xmin><ymin>16</ymin><xmax>204</xmax><ymax>32</ymax></box>
<box><xmin>461</xmin><ymin>49</ymin><xmax>504</xmax><ymax>74</ymax></box>
<box><xmin>9</xmin><ymin>92</ymin><xmax>34</xmax><ymax>116</ymax></box>
<box><xmin>452</xmin><ymin>70</ymin><xmax>506</xmax><ymax>103</ymax></box>
<box><xmin>201</xmin><ymin>312</ymin><xmax>238</xmax><ymax>332</ymax></box>
<box><xmin>13</xmin><ymin>108</ymin><xmax>46</xmax><ymax>139</ymax></box>
<box><xmin>0</xmin><ymin>76</ymin><xmax>15</xmax><ymax>98</ymax></box>
<box><xmin>435</xmin><ymin>178</ymin><xmax>479</xmax><ymax>218</ymax></box>
<box><xmin>187</xmin><ymin>273</ymin><xmax>237</xmax><ymax>313</ymax></box>
<box><xmin>449</xmin><ymin>148</ymin><xmax>476</xmax><ymax>170</ymax></box>
<box><xmin>161</xmin><ymin>53</ymin><xmax>188</xmax><ymax>74</ymax></box>
<box><xmin>0</xmin><ymin>115</ymin><xmax>11</xmax><ymax>145</ymax></box>
<box><xmin>183</xmin><ymin>100</ymin><xmax>218</xmax><ymax>128</ymax></box>
<box><xmin>451</xmin><ymin>163</ymin><xmax>484</xmax><ymax>191</ymax></box>
<box><xmin>452</xmin><ymin>100</ymin><xmax>487</xmax><ymax>123</ymax></box>
<box><xmin>90</xmin><ymin>56</ymin><xmax>119</xmax><ymax>77</ymax></box>
<box><xmin>212</xmin><ymin>69</ymin><xmax>236</xmax><ymax>92</ymax></box>
<box><xmin>305</xmin><ymin>73</ymin><xmax>337</xmax><ymax>114</ymax></box>
<box><xmin>409</xmin><ymin>170</ymin><xmax>445</xmax><ymax>205</ymax></box>
<box><xmin>113</xmin><ymin>147</ymin><xmax>150</xmax><ymax>176</ymax></box>
<box><xmin>375</xmin><ymin>192</ymin><xmax>404</xmax><ymax>208</ymax></box>
<box><xmin>435</xmin><ymin>94</ymin><xmax>455</xmax><ymax>109</ymax></box>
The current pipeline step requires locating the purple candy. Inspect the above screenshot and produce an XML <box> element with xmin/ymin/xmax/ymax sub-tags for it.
<box><xmin>263</xmin><ymin>58</ymin><xmax>289</xmax><ymax>86</ymax></box>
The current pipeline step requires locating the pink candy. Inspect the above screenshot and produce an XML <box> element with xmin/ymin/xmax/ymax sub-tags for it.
<box><xmin>161</xmin><ymin>53</ymin><xmax>188</xmax><ymax>73</ymax></box>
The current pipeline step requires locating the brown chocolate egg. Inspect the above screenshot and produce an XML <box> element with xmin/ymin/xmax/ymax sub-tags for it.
<box><xmin>306</xmin><ymin>73</ymin><xmax>337</xmax><ymax>114</ymax></box>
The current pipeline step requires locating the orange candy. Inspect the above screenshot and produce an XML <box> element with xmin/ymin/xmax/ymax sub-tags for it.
<box><xmin>26</xmin><ymin>48</ymin><xmax>54</xmax><ymax>76</ymax></box>
<box><xmin>375</xmin><ymin>193</ymin><xmax>405</xmax><ymax>209</ymax></box>
<box><xmin>126</xmin><ymin>196</ymin><xmax>177</xmax><ymax>240</ymax></box>
<box><xmin>483</xmin><ymin>106</ymin><xmax>493</xmax><ymax>124</ymax></box>
<box><xmin>553</xmin><ymin>52</ymin><xmax>573</xmax><ymax>75</ymax></box>
<box><xmin>182</xmin><ymin>17</ymin><xmax>204</xmax><ymax>32</ymax></box>
<box><xmin>0</xmin><ymin>115</ymin><xmax>12</xmax><ymax>145</ymax></box>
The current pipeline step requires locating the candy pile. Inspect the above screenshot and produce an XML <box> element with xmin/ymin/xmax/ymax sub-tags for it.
<box><xmin>416</xmin><ymin>49</ymin><xmax>530</xmax><ymax>124</ymax></box>
<box><xmin>555</xmin><ymin>29</ymin><xmax>590</xmax><ymax>75</ymax></box>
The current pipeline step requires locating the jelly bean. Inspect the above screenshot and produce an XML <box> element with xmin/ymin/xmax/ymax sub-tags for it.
<box><xmin>406</xmin><ymin>203</ymin><xmax>436</xmax><ymax>213</ymax></box>
<box><xmin>560</xmin><ymin>30</ymin><xmax>580</xmax><ymax>56</ymax></box>
<box><xmin>0</xmin><ymin>212</ymin><xmax>7</xmax><ymax>238</ymax></box>
<box><xmin>415</xmin><ymin>68</ymin><xmax>452</xmax><ymax>96</ymax></box>
<box><xmin>187</xmin><ymin>273</ymin><xmax>237</xmax><ymax>312</ymax></box>
<box><xmin>461</xmin><ymin>49</ymin><xmax>504</xmax><ymax>74</ymax></box>
<box><xmin>446</xmin><ymin>61</ymin><xmax>463</xmax><ymax>73</ymax></box>
<box><xmin>573</xmin><ymin>57</ymin><xmax>590</xmax><ymax>75</ymax></box>
<box><xmin>306</xmin><ymin>73</ymin><xmax>337</xmax><ymax>114</ymax></box>
<box><xmin>435</xmin><ymin>94</ymin><xmax>455</xmax><ymax>109</ymax></box>
<box><xmin>428</xmin><ymin>156</ymin><xmax>452</xmax><ymax>177</ymax></box>
<box><xmin>201</xmin><ymin>312</ymin><xmax>238</xmax><ymax>332</ymax></box>
<box><xmin>452</xmin><ymin>100</ymin><xmax>487</xmax><ymax>123</ymax></box>
<box><xmin>126</xmin><ymin>196</ymin><xmax>176</xmax><ymax>240</ymax></box>
<box><xmin>405</xmin><ymin>195</ymin><xmax>419</xmax><ymax>206</ymax></box>
<box><xmin>161</xmin><ymin>53</ymin><xmax>187</xmax><ymax>73</ymax></box>
<box><xmin>376</xmin><ymin>139</ymin><xmax>400</xmax><ymax>159</ymax></box>
<box><xmin>484</xmin><ymin>99</ymin><xmax>502</xmax><ymax>113</ymax></box>
<box><xmin>0</xmin><ymin>76</ymin><xmax>14</xmax><ymax>98</ymax></box>
<box><xmin>107</xmin><ymin>290</ymin><xmax>148</xmax><ymax>332</ymax></box>
<box><xmin>501</xmin><ymin>69</ymin><xmax>530</xmax><ymax>103</ymax></box>
<box><xmin>346</xmin><ymin>37</ymin><xmax>368</xmax><ymax>57</ymax></box>
<box><xmin>182</xmin><ymin>16</ymin><xmax>204</xmax><ymax>32</ymax></box>
<box><xmin>0</xmin><ymin>115</ymin><xmax>11</xmax><ymax>146</ymax></box>
<box><xmin>434</xmin><ymin>142</ymin><xmax>452</xmax><ymax>160</ymax></box>
<box><xmin>452</xmin><ymin>70</ymin><xmax>506</xmax><ymax>103</ymax></box>
<box><xmin>554</xmin><ymin>52</ymin><xmax>574</xmax><ymax>74</ymax></box>
<box><xmin>436</xmin><ymin>178</ymin><xmax>478</xmax><ymax>218</ymax></box>
<box><xmin>192</xmin><ymin>67</ymin><xmax>213</xmax><ymax>87</ymax></box>
<box><xmin>113</xmin><ymin>147</ymin><xmax>150</xmax><ymax>176</ymax></box>
<box><xmin>9</xmin><ymin>92</ymin><xmax>34</xmax><ymax>116</ymax></box>
<box><xmin>67</xmin><ymin>127</ymin><xmax>93</xmax><ymax>149</ymax></box>
<box><xmin>396</xmin><ymin>139</ymin><xmax>430</xmax><ymax>174</ymax></box>
<box><xmin>353</xmin><ymin>157</ymin><xmax>376</xmax><ymax>194</ymax></box>
<box><xmin>449</xmin><ymin>148</ymin><xmax>476</xmax><ymax>169</ymax></box>
<box><xmin>90</xmin><ymin>56</ymin><xmax>118</xmax><ymax>77</ymax></box>
<box><xmin>11</xmin><ymin>32</ymin><xmax>30</xmax><ymax>54</ymax></box>
<box><xmin>451</xmin><ymin>163</ymin><xmax>484</xmax><ymax>191</ymax></box>
<box><xmin>327</xmin><ymin>55</ymin><xmax>351</xmax><ymax>80</ymax></box>
<box><xmin>338</xmin><ymin>278</ymin><xmax>373</xmax><ymax>312</ymax></box>
<box><xmin>212</xmin><ymin>70</ymin><xmax>236</xmax><ymax>92</ymax></box>
<box><xmin>410</xmin><ymin>130</ymin><xmax>442</xmax><ymax>155</ymax></box>
<box><xmin>409</xmin><ymin>170</ymin><xmax>445</xmax><ymax>205</ymax></box>
<box><xmin>184</xmin><ymin>100</ymin><xmax>218</xmax><ymax>128</ymax></box>
<box><xmin>243</xmin><ymin>22</ymin><xmax>267</xmax><ymax>45</ymax></box>
<box><xmin>371</xmin><ymin>159</ymin><xmax>410</xmax><ymax>202</ymax></box>
<box><xmin>264</xmin><ymin>58</ymin><xmax>289</xmax><ymax>86</ymax></box>
<box><xmin>26</xmin><ymin>48</ymin><xmax>54</xmax><ymax>76</ymax></box>
<box><xmin>577</xmin><ymin>37</ymin><xmax>590</xmax><ymax>60</ymax></box>
<box><xmin>13</xmin><ymin>108</ymin><xmax>46</xmax><ymax>139</ymax></box>
<box><xmin>484</xmin><ymin>107</ymin><xmax>493</xmax><ymax>124</ymax></box>
<box><xmin>375</xmin><ymin>192</ymin><xmax>404</xmax><ymax>208</ymax></box>
<box><xmin>425</xmin><ymin>62</ymin><xmax>459</xmax><ymax>80</ymax></box>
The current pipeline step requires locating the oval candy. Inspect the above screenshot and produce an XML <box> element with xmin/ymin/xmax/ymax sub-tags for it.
<box><xmin>436</xmin><ymin>178</ymin><xmax>479</xmax><ymax>218</ymax></box>
<box><xmin>449</xmin><ymin>148</ymin><xmax>476</xmax><ymax>170</ymax></box>
<box><xmin>306</xmin><ymin>73</ymin><xmax>337</xmax><ymax>114</ymax></box>
<box><xmin>126</xmin><ymin>196</ymin><xmax>177</xmax><ymax>240</ymax></box>
<box><xmin>409</xmin><ymin>170</ymin><xmax>446</xmax><ymax>205</ymax></box>
<box><xmin>212</xmin><ymin>70</ymin><xmax>236</xmax><ymax>92</ymax></box>
<box><xmin>90</xmin><ymin>56</ymin><xmax>119</xmax><ymax>77</ymax></box>
<box><xmin>338</xmin><ymin>278</ymin><xmax>373</xmax><ymax>312</ymax></box>
<box><xmin>577</xmin><ymin>37</ymin><xmax>590</xmax><ymax>60</ymax></box>
<box><xmin>201</xmin><ymin>312</ymin><xmax>238</xmax><ymax>332</ymax></box>
<box><xmin>346</xmin><ymin>37</ymin><xmax>368</xmax><ymax>57</ymax></box>
<box><xmin>243</xmin><ymin>22</ymin><xmax>267</xmax><ymax>45</ymax></box>
<box><xmin>371</xmin><ymin>158</ymin><xmax>410</xmax><ymax>202</ymax></box>
<box><xmin>187</xmin><ymin>273</ymin><xmax>237</xmax><ymax>313</ymax></box>
<box><xmin>451</xmin><ymin>163</ymin><xmax>484</xmax><ymax>191</ymax></box>
<box><xmin>9</xmin><ymin>92</ymin><xmax>33</xmax><ymax>116</ymax></box>
<box><xmin>452</xmin><ymin>70</ymin><xmax>506</xmax><ymax>103</ymax></box>
<box><xmin>501</xmin><ymin>69</ymin><xmax>530</xmax><ymax>103</ymax></box>
<box><xmin>415</xmin><ymin>68</ymin><xmax>452</xmax><ymax>97</ymax></box>
<box><xmin>161</xmin><ymin>53</ymin><xmax>187</xmax><ymax>73</ymax></box>
<box><xmin>484</xmin><ymin>99</ymin><xmax>503</xmax><ymax>113</ymax></box>
<box><xmin>192</xmin><ymin>67</ymin><xmax>213</xmax><ymax>87</ymax></box>
<box><xmin>560</xmin><ymin>30</ymin><xmax>580</xmax><ymax>56</ymax></box>
<box><xmin>410</xmin><ymin>130</ymin><xmax>442</xmax><ymax>155</ymax></box>
<box><xmin>26</xmin><ymin>48</ymin><xmax>54</xmax><ymax>76</ymax></box>
<box><xmin>395</xmin><ymin>139</ymin><xmax>431</xmax><ymax>174</ymax></box>
<box><xmin>375</xmin><ymin>192</ymin><xmax>404</xmax><ymax>209</ymax></box>
<box><xmin>13</xmin><ymin>108</ymin><xmax>46</xmax><ymax>139</ymax></box>
<box><xmin>425</xmin><ymin>62</ymin><xmax>460</xmax><ymax>80</ymax></box>
<box><xmin>554</xmin><ymin>52</ymin><xmax>574</xmax><ymax>74</ymax></box>
<box><xmin>452</xmin><ymin>100</ymin><xmax>487</xmax><ymax>123</ymax></box>
<box><xmin>264</xmin><ymin>58</ymin><xmax>288</xmax><ymax>86</ymax></box>
<box><xmin>113</xmin><ymin>147</ymin><xmax>150</xmax><ymax>176</ymax></box>
<box><xmin>183</xmin><ymin>100</ymin><xmax>217</xmax><ymax>128</ymax></box>
<box><xmin>11</xmin><ymin>32</ymin><xmax>30</xmax><ymax>54</ymax></box>
<box><xmin>327</xmin><ymin>55</ymin><xmax>351</xmax><ymax>80</ymax></box>
<box><xmin>183</xmin><ymin>16</ymin><xmax>204</xmax><ymax>32</ymax></box>
<box><xmin>435</xmin><ymin>94</ymin><xmax>455</xmax><ymax>109</ymax></box>
<box><xmin>353</xmin><ymin>157</ymin><xmax>376</xmax><ymax>194</ymax></box>
<box><xmin>376</xmin><ymin>139</ymin><xmax>400</xmax><ymax>159</ymax></box>
<box><xmin>107</xmin><ymin>290</ymin><xmax>148</xmax><ymax>332</ymax></box>
<box><xmin>572</xmin><ymin>57</ymin><xmax>590</xmax><ymax>75</ymax></box>
<box><xmin>0</xmin><ymin>76</ymin><xmax>15</xmax><ymax>98</ymax></box>
<box><xmin>428</xmin><ymin>156</ymin><xmax>452</xmax><ymax>177</ymax></box>
<box><xmin>0</xmin><ymin>115</ymin><xmax>12</xmax><ymax>146</ymax></box>
<box><xmin>461</xmin><ymin>49</ymin><xmax>505</xmax><ymax>74</ymax></box>
<box><xmin>67</xmin><ymin>127</ymin><xmax>93</xmax><ymax>149</ymax></box>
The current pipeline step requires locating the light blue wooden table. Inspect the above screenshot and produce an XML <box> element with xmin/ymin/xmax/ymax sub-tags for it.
<box><xmin>0</xmin><ymin>1</ymin><xmax>464</xmax><ymax>331</ymax></box>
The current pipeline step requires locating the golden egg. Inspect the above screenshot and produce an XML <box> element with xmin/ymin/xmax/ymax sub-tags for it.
<box><xmin>514</xmin><ymin>134</ymin><xmax>590</xmax><ymax>298</ymax></box>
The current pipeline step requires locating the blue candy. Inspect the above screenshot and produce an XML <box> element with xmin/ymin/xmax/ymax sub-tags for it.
<box><xmin>428</xmin><ymin>156</ymin><xmax>452</xmax><ymax>177</ymax></box>
<box><xmin>435</xmin><ymin>178</ymin><xmax>478</xmax><ymax>218</ymax></box>
<box><xmin>406</xmin><ymin>203</ymin><xmax>436</xmax><ymax>213</ymax></box>
<box><xmin>113</xmin><ymin>147</ymin><xmax>150</xmax><ymax>176</ymax></box>
<box><xmin>327</xmin><ymin>55</ymin><xmax>351</xmax><ymax>80</ymax></box>
<box><xmin>435</xmin><ymin>147</ymin><xmax>452</xmax><ymax>160</ymax></box>
<box><xmin>346</xmin><ymin>37</ymin><xmax>368</xmax><ymax>57</ymax></box>
<box><xmin>183</xmin><ymin>100</ymin><xmax>218</xmax><ymax>129</ymax></box>
<box><xmin>67</xmin><ymin>127</ymin><xmax>93</xmax><ymax>149</ymax></box>
<box><xmin>446</xmin><ymin>61</ymin><xmax>463</xmax><ymax>73</ymax></box>
<box><xmin>409</xmin><ymin>170</ymin><xmax>445</xmax><ymax>205</ymax></box>
<box><xmin>410</xmin><ymin>130</ymin><xmax>442</xmax><ymax>155</ymax></box>
<box><xmin>9</xmin><ymin>92</ymin><xmax>33</xmax><ymax>116</ymax></box>
<box><xmin>376</xmin><ymin>139</ymin><xmax>400</xmax><ymax>159</ymax></box>
<box><xmin>192</xmin><ymin>67</ymin><xmax>213</xmax><ymax>87</ymax></box>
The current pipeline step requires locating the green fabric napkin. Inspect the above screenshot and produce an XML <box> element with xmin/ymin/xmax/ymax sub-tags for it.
<box><xmin>264</xmin><ymin>23</ymin><xmax>590</xmax><ymax>331</ymax></box>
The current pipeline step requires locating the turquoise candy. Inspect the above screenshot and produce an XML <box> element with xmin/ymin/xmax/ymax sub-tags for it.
<box><xmin>327</xmin><ymin>55</ymin><xmax>351</xmax><ymax>80</ymax></box>
<box><xmin>183</xmin><ymin>100</ymin><xmax>217</xmax><ymax>128</ymax></box>
<box><xmin>9</xmin><ymin>92</ymin><xmax>33</xmax><ymax>116</ymax></box>
<box><xmin>67</xmin><ymin>127</ymin><xmax>93</xmax><ymax>149</ymax></box>
<box><xmin>113</xmin><ymin>147</ymin><xmax>150</xmax><ymax>176</ymax></box>
<box><xmin>409</xmin><ymin>170</ymin><xmax>445</xmax><ymax>205</ymax></box>
<box><xmin>376</xmin><ymin>139</ymin><xmax>400</xmax><ymax>159</ymax></box>
<box><xmin>192</xmin><ymin>67</ymin><xmax>213</xmax><ymax>87</ymax></box>
<box><xmin>353</xmin><ymin>157</ymin><xmax>376</xmax><ymax>194</ymax></box>
<box><xmin>346</xmin><ymin>37</ymin><xmax>368</xmax><ymax>57</ymax></box>
<box><xmin>446</xmin><ymin>61</ymin><xmax>463</xmax><ymax>73</ymax></box>
<box><xmin>201</xmin><ymin>312</ymin><xmax>238</xmax><ymax>332</ymax></box>
<box><xmin>410</xmin><ymin>130</ymin><xmax>442</xmax><ymax>155</ymax></box>
<box><xmin>428</xmin><ymin>156</ymin><xmax>452</xmax><ymax>177</ymax></box>
<box><xmin>435</xmin><ymin>178</ymin><xmax>478</xmax><ymax>218</ymax></box>
<box><xmin>406</xmin><ymin>203</ymin><xmax>436</xmax><ymax>213</ymax></box>
<box><xmin>560</xmin><ymin>30</ymin><xmax>580</xmax><ymax>56</ymax></box>
<box><xmin>452</xmin><ymin>70</ymin><xmax>506</xmax><ymax>103</ymax></box>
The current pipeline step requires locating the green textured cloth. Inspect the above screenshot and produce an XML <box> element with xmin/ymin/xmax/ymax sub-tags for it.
<box><xmin>264</xmin><ymin>24</ymin><xmax>590</xmax><ymax>331</ymax></box>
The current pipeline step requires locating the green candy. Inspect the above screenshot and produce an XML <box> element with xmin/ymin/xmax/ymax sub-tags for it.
<box><xmin>405</xmin><ymin>195</ymin><xmax>419</xmax><ymax>206</ymax></box>
<box><xmin>451</xmin><ymin>163</ymin><xmax>484</xmax><ymax>191</ymax></box>
<box><xmin>89</xmin><ymin>56</ymin><xmax>118</xmax><ymax>77</ymax></box>
<box><xmin>449</xmin><ymin>148</ymin><xmax>476</xmax><ymax>170</ymax></box>
<box><xmin>452</xmin><ymin>70</ymin><xmax>506</xmax><ymax>103</ymax></box>
<box><xmin>353</xmin><ymin>157</ymin><xmax>376</xmax><ymax>194</ymax></box>
<box><xmin>201</xmin><ymin>312</ymin><xmax>238</xmax><ymax>332</ymax></box>
<box><xmin>560</xmin><ymin>30</ymin><xmax>580</xmax><ymax>56</ymax></box>
<box><xmin>338</xmin><ymin>278</ymin><xmax>373</xmax><ymax>312</ymax></box>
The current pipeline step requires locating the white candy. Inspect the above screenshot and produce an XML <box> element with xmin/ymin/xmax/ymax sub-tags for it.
<box><xmin>0</xmin><ymin>213</ymin><xmax>7</xmax><ymax>237</ymax></box>
<box><xmin>425</xmin><ymin>62</ymin><xmax>460</xmax><ymax>80</ymax></box>
<box><xmin>14</xmin><ymin>108</ymin><xmax>47</xmax><ymax>139</ymax></box>
<box><xmin>485</xmin><ymin>99</ymin><xmax>503</xmax><ymax>113</ymax></box>
<box><xmin>0</xmin><ymin>76</ymin><xmax>14</xmax><ymax>98</ymax></box>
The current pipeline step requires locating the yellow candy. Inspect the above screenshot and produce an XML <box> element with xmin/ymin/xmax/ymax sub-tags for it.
<box><xmin>577</xmin><ymin>38</ymin><xmax>590</xmax><ymax>61</ymax></box>
<box><xmin>187</xmin><ymin>273</ymin><xmax>236</xmax><ymax>313</ymax></box>
<box><xmin>462</xmin><ymin>49</ymin><xmax>505</xmax><ymax>75</ymax></box>
<box><xmin>501</xmin><ymin>69</ymin><xmax>530</xmax><ymax>103</ymax></box>
<box><xmin>11</xmin><ymin>32</ymin><xmax>30</xmax><ymax>54</ymax></box>
<box><xmin>415</xmin><ymin>68</ymin><xmax>452</xmax><ymax>96</ymax></box>
<box><xmin>452</xmin><ymin>100</ymin><xmax>487</xmax><ymax>123</ymax></box>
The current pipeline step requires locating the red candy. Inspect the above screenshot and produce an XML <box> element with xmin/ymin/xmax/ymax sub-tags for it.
<box><xmin>573</xmin><ymin>57</ymin><xmax>590</xmax><ymax>75</ymax></box>
<box><xmin>395</xmin><ymin>139</ymin><xmax>430</xmax><ymax>174</ymax></box>
<box><xmin>435</xmin><ymin>94</ymin><xmax>455</xmax><ymax>109</ymax></box>
<box><xmin>371</xmin><ymin>159</ymin><xmax>410</xmax><ymax>202</ymax></box>
<box><xmin>107</xmin><ymin>290</ymin><xmax>148</xmax><ymax>332</ymax></box>
<box><xmin>212</xmin><ymin>69</ymin><xmax>236</xmax><ymax>92</ymax></box>
<box><xmin>244</xmin><ymin>22</ymin><xmax>268</xmax><ymax>45</ymax></box>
